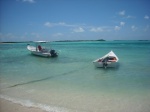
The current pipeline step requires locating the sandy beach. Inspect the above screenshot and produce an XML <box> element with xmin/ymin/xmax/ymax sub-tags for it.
<box><xmin>0</xmin><ymin>98</ymin><xmax>45</xmax><ymax>112</ymax></box>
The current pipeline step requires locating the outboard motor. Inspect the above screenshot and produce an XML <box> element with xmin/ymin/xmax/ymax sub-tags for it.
<box><xmin>102</xmin><ymin>57</ymin><xmax>109</xmax><ymax>69</ymax></box>
<box><xmin>103</xmin><ymin>61</ymin><xmax>108</xmax><ymax>69</ymax></box>
<box><xmin>50</xmin><ymin>49</ymin><xmax>57</xmax><ymax>57</ymax></box>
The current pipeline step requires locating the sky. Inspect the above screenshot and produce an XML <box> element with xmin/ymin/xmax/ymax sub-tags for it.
<box><xmin>0</xmin><ymin>0</ymin><xmax>150</xmax><ymax>41</ymax></box>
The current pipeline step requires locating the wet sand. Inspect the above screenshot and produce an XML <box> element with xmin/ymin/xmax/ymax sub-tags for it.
<box><xmin>0</xmin><ymin>98</ymin><xmax>45</xmax><ymax>112</ymax></box>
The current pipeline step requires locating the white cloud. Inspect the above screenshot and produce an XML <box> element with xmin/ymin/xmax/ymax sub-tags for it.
<box><xmin>73</xmin><ymin>27</ymin><xmax>84</xmax><ymax>32</ymax></box>
<box><xmin>44</xmin><ymin>22</ymin><xmax>53</xmax><ymax>27</ymax></box>
<box><xmin>144</xmin><ymin>15</ymin><xmax>149</xmax><ymax>19</ymax></box>
<box><xmin>44</xmin><ymin>22</ymin><xmax>66</xmax><ymax>27</ymax></box>
<box><xmin>119</xmin><ymin>10</ymin><xmax>125</xmax><ymax>16</ymax></box>
<box><xmin>58</xmin><ymin>22</ymin><xmax>66</xmax><ymax>26</ymax></box>
<box><xmin>126</xmin><ymin>15</ymin><xmax>136</xmax><ymax>19</ymax></box>
<box><xmin>53</xmin><ymin>33</ymin><xmax>63</xmax><ymax>37</ymax></box>
<box><xmin>44</xmin><ymin>22</ymin><xmax>77</xmax><ymax>28</ymax></box>
<box><xmin>90</xmin><ymin>26</ymin><xmax>113</xmax><ymax>32</ymax></box>
<box><xmin>131</xmin><ymin>25</ymin><xmax>137</xmax><ymax>31</ymax></box>
<box><xmin>44</xmin><ymin>22</ymin><xmax>113</xmax><ymax>33</ymax></box>
<box><xmin>115</xmin><ymin>26</ymin><xmax>121</xmax><ymax>31</ymax></box>
<box><xmin>120</xmin><ymin>22</ymin><xmax>125</xmax><ymax>26</ymax></box>
<box><xmin>90</xmin><ymin>27</ymin><xmax>103</xmax><ymax>32</ymax></box>
<box><xmin>118</xmin><ymin>11</ymin><xmax>135</xmax><ymax>19</ymax></box>
<box><xmin>17</xmin><ymin>0</ymin><xmax>36</xmax><ymax>3</ymax></box>
<box><xmin>58</xmin><ymin>22</ymin><xmax>76</xmax><ymax>27</ymax></box>
<box><xmin>22</xmin><ymin>0</ymin><xmax>35</xmax><ymax>3</ymax></box>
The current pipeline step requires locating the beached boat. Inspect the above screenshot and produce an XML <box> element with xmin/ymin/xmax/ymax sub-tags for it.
<box><xmin>93</xmin><ymin>51</ymin><xmax>119</xmax><ymax>68</ymax></box>
<box><xmin>27</xmin><ymin>41</ymin><xmax>58</xmax><ymax>57</ymax></box>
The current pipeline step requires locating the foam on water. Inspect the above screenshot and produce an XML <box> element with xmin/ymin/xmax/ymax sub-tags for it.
<box><xmin>0</xmin><ymin>94</ymin><xmax>72</xmax><ymax>112</ymax></box>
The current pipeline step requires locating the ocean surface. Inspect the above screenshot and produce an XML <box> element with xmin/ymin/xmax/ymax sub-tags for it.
<box><xmin>0</xmin><ymin>40</ymin><xmax>150</xmax><ymax>112</ymax></box>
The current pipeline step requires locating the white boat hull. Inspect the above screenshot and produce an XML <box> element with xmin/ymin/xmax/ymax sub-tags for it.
<box><xmin>27</xmin><ymin>45</ymin><xmax>57</xmax><ymax>57</ymax></box>
<box><xmin>93</xmin><ymin>51</ymin><xmax>119</xmax><ymax>68</ymax></box>
<box><xmin>30</xmin><ymin>51</ymin><xmax>51</xmax><ymax>57</ymax></box>
<box><xmin>93</xmin><ymin>61</ymin><xmax>118</xmax><ymax>68</ymax></box>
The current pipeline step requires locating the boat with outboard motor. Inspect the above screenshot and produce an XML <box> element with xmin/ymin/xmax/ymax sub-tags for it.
<box><xmin>27</xmin><ymin>41</ymin><xmax>58</xmax><ymax>57</ymax></box>
<box><xmin>93</xmin><ymin>51</ymin><xmax>119</xmax><ymax>68</ymax></box>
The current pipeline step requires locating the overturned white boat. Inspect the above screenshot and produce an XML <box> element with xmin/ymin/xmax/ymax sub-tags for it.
<box><xmin>93</xmin><ymin>51</ymin><xmax>119</xmax><ymax>68</ymax></box>
<box><xmin>27</xmin><ymin>41</ymin><xmax>58</xmax><ymax>57</ymax></box>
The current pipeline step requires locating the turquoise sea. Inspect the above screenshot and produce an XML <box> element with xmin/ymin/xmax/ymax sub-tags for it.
<box><xmin>0</xmin><ymin>41</ymin><xmax>150</xmax><ymax>112</ymax></box>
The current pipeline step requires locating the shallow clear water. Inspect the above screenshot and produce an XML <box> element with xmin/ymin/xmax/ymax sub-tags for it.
<box><xmin>0</xmin><ymin>41</ymin><xmax>150</xmax><ymax>112</ymax></box>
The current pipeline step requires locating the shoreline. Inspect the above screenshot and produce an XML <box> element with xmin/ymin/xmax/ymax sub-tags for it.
<box><xmin>0</xmin><ymin>95</ymin><xmax>72</xmax><ymax>112</ymax></box>
<box><xmin>1</xmin><ymin>92</ymin><xmax>150</xmax><ymax>112</ymax></box>
<box><xmin>0</xmin><ymin>98</ymin><xmax>46</xmax><ymax>112</ymax></box>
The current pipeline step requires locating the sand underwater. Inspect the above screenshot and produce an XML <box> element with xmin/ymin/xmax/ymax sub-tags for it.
<box><xmin>0</xmin><ymin>40</ymin><xmax>150</xmax><ymax>112</ymax></box>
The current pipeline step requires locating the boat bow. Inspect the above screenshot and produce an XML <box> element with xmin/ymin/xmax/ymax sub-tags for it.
<box><xmin>93</xmin><ymin>51</ymin><xmax>119</xmax><ymax>68</ymax></box>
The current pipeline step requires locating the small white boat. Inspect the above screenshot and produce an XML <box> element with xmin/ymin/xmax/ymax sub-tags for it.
<box><xmin>93</xmin><ymin>51</ymin><xmax>119</xmax><ymax>68</ymax></box>
<box><xmin>27</xmin><ymin>41</ymin><xmax>58</xmax><ymax>57</ymax></box>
